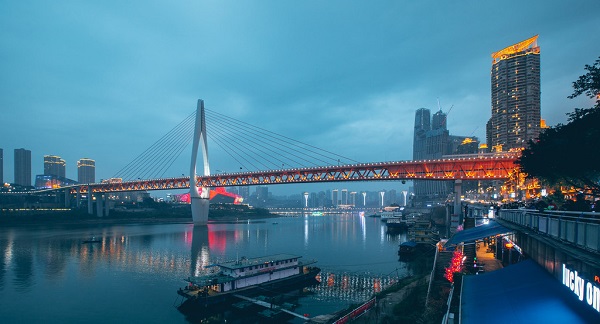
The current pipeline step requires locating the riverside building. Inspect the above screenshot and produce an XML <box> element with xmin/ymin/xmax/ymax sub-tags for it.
<box><xmin>44</xmin><ymin>155</ymin><xmax>66</xmax><ymax>178</ymax></box>
<box><xmin>14</xmin><ymin>148</ymin><xmax>31</xmax><ymax>187</ymax></box>
<box><xmin>77</xmin><ymin>158</ymin><xmax>96</xmax><ymax>184</ymax></box>
<box><xmin>487</xmin><ymin>35</ymin><xmax>541</xmax><ymax>152</ymax></box>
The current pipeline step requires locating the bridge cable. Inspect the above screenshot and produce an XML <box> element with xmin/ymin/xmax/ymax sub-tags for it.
<box><xmin>113</xmin><ymin>111</ymin><xmax>196</xmax><ymax>180</ymax></box>
<box><xmin>206</xmin><ymin>123</ymin><xmax>271</xmax><ymax>170</ymax></box>
<box><xmin>126</xmin><ymin>112</ymin><xmax>194</xmax><ymax>180</ymax></box>
<box><xmin>205</xmin><ymin>114</ymin><xmax>314</xmax><ymax>169</ymax></box>
<box><xmin>205</xmin><ymin>110</ymin><xmax>338</xmax><ymax>167</ymax></box>
<box><xmin>206</xmin><ymin>109</ymin><xmax>359</xmax><ymax>165</ymax></box>
<box><xmin>206</xmin><ymin>114</ymin><xmax>326</xmax><ymax>168</ymax></box>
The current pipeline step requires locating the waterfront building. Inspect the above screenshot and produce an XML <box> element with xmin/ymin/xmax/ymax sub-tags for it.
<box><xmin>35</xmin><ymin>174</ymin><xmax>78</xmax><ymax>189</ymax></box>
<box><xmin>14</xmin><ymin>148</ymin><xmax>31</xmax><ymax>187</ymax></box>
<box><xmin>44</xmin><ymin>155</ymin><xmax>66</xmax><ymax>178</ymax></box>
<box><xmin>488</xmin><ymin>35</ymin><xmax>541</xmax><ymax>152</ymax></box>
<box><xmin>77</xmin><ymin>158</ymin><xmax>96</xmax><ymax>183</ymax></box>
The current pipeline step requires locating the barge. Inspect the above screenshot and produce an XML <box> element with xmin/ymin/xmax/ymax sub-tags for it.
<box><xmin>177</xmin><ymin>254</ymin><xmax>320</xmax><ymax>309</ymax></box>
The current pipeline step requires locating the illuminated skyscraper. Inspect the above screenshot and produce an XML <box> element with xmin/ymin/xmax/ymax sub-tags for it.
<box><xmin>489</xmin><ymin>35</ymin><xmax>541</xmax><ymax>151</ymax></box>
<box><xmin>44</xmin><ymin>155</ymin><xmax>66</xmax><ymax>178</ymax></box>
<box><xmin>14</xmin><ymin>148</ymin><xmax>31</xmax><ymax>187</ymax></box>
<box><xmin>77</xmin><ymin>158</ymin><xmax>96</xmax><ymax>183</ymax></box>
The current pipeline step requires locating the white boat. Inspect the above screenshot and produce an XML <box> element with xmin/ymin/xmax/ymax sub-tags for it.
<box><xmin>177</xmin><ymin>254</ymin><xmax>320</xmax><ymax>308</ymax></box>
<box><xmin>380</xmin><ymin>211</ymin><xmax>403</xmax><ymax>222</ymax></box>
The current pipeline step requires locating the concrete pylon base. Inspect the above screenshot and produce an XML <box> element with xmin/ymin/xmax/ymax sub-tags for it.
<box><xmin>191</xmin><ymin>197</ymin><xmax>209</xmax><ymax>225</ymax></box>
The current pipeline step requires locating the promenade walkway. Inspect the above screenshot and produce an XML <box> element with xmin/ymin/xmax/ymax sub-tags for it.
<box><xmin>475</xmin><ymin>242</ymin><xmax>503</xmax><ymax>274</ymax></box>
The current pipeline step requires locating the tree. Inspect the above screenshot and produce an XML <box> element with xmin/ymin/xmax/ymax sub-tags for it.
<box><xmin>518</xmin><ymin>57</ymin><xmax>600</xmax><ymax>198</ymax></box>
<box><xmin>567</xmin><ymin>57</ymin><xmax>600</xmax><ymax>108</ymax></box>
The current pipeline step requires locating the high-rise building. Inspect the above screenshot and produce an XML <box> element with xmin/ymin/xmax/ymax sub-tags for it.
<box><xmin>413</xmin><ymin>108</ymin><xmax>431</xmax><ymax>160</ymax></box>
<box><xmin>0</xmin><ymin>148</ymin><xmax>3</xmax><ymax>184</ymax></box>
<box><xmin>239</xmin><ymin>186</ymin><xmax>250</xmax><ymax>200</ymax></box>
<box><xmin>341</xmin><ymin>189</ymin><xmax>348</xmax><ymax>205</ymax></box>
<box><xmin>332</xmin><ymin>189</ymin><xmax>338</xmax><ymax>207</ymax></box>
<box><xmin>14</xmin><ymin>148</ymin><xmax>31</xmax><ymax>187</ymax></box>
<box><xmin>77</xmin><ymin>158</ymin><xmax>96</xmax><ymax>183</ymax></box>
<box><xmin>489</xmin><ymin>35</ymin><xmax>541</xmax><ymax>152</ymax></box>
<box><xmin>44</xmin><ymin>155</ymin><xmax>66</xmax><ymax>178</ymax></box>
<box><xmin>412</xmin><ymin>108</ymin><xmax>479</xmax><ymax>200</ymax></box>
<box><xmin>413</xmin><ymin>108</ymin><xmax>451</xmax><ymax>198</ymax></box>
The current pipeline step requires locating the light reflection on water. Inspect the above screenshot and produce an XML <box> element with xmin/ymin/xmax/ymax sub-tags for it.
<box><xmin>0</xmin><ymin>213</ymin><xmax>410</xmax><ymax>322</ymax></box>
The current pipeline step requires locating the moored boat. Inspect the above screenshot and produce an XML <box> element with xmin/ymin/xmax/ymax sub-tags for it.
<box><xmin>177</xmin><ymin>254</ymin><xmax>320</xmax><ymax>309</ymax></box>
<box><xmin>380</xmin><ymin>211</ymin><xmax>403</xmax><ymax>223</ymax></box>
<box><xmin>385</xmin><ymin>217</ymin><xmax>409</xmax><ymax>231</ymax></box>
<box><xmin>398</xmin><ymin>241</ymin><xmax>418</xmax><ymax>255</ymax></box>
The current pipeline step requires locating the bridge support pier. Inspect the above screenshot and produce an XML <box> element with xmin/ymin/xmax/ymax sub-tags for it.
<box><xmin>451</xmin><ymin>180</ymin><xmax>463</xmax><ymax>231</ymax></box>
<box><xmin>191</xmin><ymin>196</ymin><xmax>209</xmax><ymax>225</ymax></box>
<box><xmin>88</xmin><ymin>191</ymin><xmax>93</xmax><ymax>214</ymax></box>
<box><xmin>76</xmin><ymin>188</ymin><xmax>81</xmax><ymax>208</ymax></box>
<box><xmin>96</xmin><ymin>194</ymin><xmax>104</xmax><ymax>217</ymax></box>
<box><xmin>90</xmin><ymin>193</ymin><xmax>109</xmax><ymax>217</ymax></box>
<box><xmin>64</xmin><ymin>189</ymin><xmax>70</xmax><ymax>208</ymax></box>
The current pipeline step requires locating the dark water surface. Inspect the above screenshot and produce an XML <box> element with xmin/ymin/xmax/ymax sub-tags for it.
<box><xmin>0</xmin><ymin>213</ymin><xmax>414</xmax><ymax>323</ymax></box>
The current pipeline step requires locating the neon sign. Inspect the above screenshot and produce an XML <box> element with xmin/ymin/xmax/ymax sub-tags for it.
<box><xmin>562</xmin><ymin>264</ymin><xmax>600</xmax><ymax>313</ymax></box>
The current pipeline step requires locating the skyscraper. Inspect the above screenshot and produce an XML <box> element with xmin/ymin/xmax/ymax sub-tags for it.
<box><xmin>489</xmin><ymin>35</ymin><xmax>541</xmax><ymax>152</ymax></box>
<box><xmin>412</xmin><ymin>108</ymin><xmax>478</xmax><ymax>200</ymax></box>
<box><xmin>77</xmin><ymin>158</ymin><xmax>96</xmax><ymax>183</ymax></box>
<box><xmin>44</xmin><ymin>155</ymin><xmax>66</xmax><ymax>178</ymax></box>
<box><xmin>14</xmin><ymin>148</ymin><xmax>31</xmax><ymax>187</ymax></box>
<box><xmin>413</xmin><ymin>108</ymin><xmax>431</xmax><ymax>160</ymax></box>
<box><xmin>341</xmin><ymin>189</ymin><xmax>348</xmax><ymax>205</ymax></box>
<box><xmin>332</xmin><ymin>189</ymin><xmax>338</xmax><ymax>207</ymax></box>
<box><xmin>413</xmin><ymin>108</ymin><xmax>451</xmax><ymax>198</ymax></box>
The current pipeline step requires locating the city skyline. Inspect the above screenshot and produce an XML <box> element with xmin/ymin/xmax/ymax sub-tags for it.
<box><xmin>1</xmin><ymin>2</ymin><xmax>599</xmax><ymax>195</ymax></box>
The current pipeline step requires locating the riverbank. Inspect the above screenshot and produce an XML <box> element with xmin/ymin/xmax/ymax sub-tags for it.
<box><xmin>0</xmin><ymin>204</ymin><xmax>279</xmax><ymax>226</ymax></box>
<box><xmin>330</xmin><ymin>244</ymin><xmax>444</xmax><ymax>323</ymax></box>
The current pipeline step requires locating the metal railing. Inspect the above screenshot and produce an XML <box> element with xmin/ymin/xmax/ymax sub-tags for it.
<box><xmin>498</xmin><ymin>209</ymin><xmax>600</xmax><ymax>253</ymax></box>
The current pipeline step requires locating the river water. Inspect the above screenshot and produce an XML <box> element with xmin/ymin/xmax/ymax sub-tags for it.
<box><xmin>0</xmin><ymin>213</ymin><xmax>415</xmax><ymax>323</ymax></box>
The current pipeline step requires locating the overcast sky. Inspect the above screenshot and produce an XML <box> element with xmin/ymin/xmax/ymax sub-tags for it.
<box><xmin>1</xmin><ymin>1</ymin><xmax>599</xmax><ymax>195</ymax></box>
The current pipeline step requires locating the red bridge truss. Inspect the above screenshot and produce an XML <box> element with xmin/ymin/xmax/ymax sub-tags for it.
<box><xmin>72</xmin><ymin>153</ymin><xmax>519</xmax><ymax>194</ymax></box>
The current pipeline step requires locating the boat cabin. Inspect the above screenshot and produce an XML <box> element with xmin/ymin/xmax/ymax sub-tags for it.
<box><xmin>219</xmin><ymin>254</ymin><xmax>300</xmax><ymax>278</ymax></box>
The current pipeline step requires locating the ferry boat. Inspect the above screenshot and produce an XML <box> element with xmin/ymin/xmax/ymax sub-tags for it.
<box><xmin>177</xmin><ymin>254</ymin><xmax>320</xmax><ymax>308</ymax></box>
<box><xmin>380</xmin><ymin>211</ymin><xmax>403</xmax><ymax>222</ymax></box>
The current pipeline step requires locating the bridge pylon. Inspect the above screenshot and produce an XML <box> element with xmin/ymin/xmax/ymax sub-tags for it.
<box><xmin>190</xmin><ymin>99</ymin><xmax>211</xmax><ymax>225</ymax></box>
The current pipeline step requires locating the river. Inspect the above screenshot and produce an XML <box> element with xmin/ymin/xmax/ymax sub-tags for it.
<box><xmin>0</xmin><ymin>213</ymin><xmax>416</xmax><ymax>323</ymax></box>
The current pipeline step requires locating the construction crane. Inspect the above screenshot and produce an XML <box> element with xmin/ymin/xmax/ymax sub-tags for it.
<box><xmin>437</xmin><ymin>98</ymin><xmax>454</xmax><ymax>127</ymax></box>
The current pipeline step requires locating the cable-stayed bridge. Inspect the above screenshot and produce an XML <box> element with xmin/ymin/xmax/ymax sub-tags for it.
<box><xmin>33</xmin><ymin>100</ymin><xmax>520</xmax><ymax>224</ymax></box>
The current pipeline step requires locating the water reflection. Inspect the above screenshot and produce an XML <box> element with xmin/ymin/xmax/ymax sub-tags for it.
<box><xmin>0</xmin><ymin>225</ymin><xmax>195</xmax><ymax>291</ymax></box>
<box><xmin>309</xmin><ymin>271</ymin><xmax>398</xmax><ymax>303</ymax></box>
<box><xmin>189</xmin><ymin>225</ymin><xmax>209</xmax><ymax>277</ymax></box>
<box><xmin>0</xmin><ymin>215</ymin><xmax>411</xmax><ymax>322</ymax></box>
